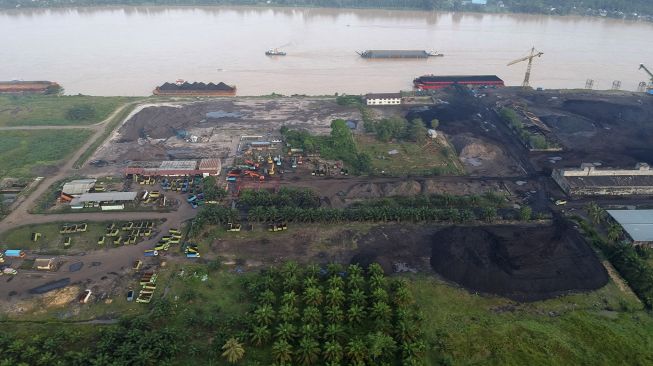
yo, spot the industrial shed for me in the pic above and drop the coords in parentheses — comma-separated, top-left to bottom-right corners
(607, 210, 653, 245)
(69, 192, 138, 210)
(62, 179, 97, 196)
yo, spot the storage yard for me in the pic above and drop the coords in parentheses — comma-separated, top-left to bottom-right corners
(2, 84, 653, 366)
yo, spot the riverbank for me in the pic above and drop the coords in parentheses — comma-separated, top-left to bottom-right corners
(1, 1, 652, 23)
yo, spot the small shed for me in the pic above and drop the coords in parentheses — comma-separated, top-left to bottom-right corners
(35, 258, 55, 271)
(428, 129, 438, 139)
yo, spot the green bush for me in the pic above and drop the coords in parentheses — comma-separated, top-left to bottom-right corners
(66, 104, 97, 121)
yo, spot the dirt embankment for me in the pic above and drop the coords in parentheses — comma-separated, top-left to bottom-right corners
(429, 222, 608, 301)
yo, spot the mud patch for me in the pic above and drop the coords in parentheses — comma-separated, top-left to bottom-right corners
(430, 223, 608, 301)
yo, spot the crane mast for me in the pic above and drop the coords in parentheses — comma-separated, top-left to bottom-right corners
(640, 64, 653, 94)
(507, 47, 544, 88)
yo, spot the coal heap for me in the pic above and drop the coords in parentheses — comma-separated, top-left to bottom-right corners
(430, 223, 608, 301)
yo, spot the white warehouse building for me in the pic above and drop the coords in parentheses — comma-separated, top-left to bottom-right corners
(365, 93, 402, 106)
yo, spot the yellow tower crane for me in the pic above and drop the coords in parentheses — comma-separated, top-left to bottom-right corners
(507, 47, 544, 88)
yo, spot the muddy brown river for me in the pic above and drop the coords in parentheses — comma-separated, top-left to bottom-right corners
(2, 6, 652, 96)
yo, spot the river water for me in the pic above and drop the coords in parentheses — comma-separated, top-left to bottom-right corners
(2, 6, 652, 96)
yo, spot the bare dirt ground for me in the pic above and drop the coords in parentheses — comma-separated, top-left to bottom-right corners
(278, 175, 536, 208)
(91, 97, 360, 166)
(406, 93, 525, 177)
(207, 220, 608, 302)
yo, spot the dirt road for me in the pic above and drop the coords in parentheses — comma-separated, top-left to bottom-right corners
(0, 103, 136, 234)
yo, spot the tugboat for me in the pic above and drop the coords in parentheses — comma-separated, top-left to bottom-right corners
(265, 48, 287, 56)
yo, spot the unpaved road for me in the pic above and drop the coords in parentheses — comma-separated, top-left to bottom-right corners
(0, 103, 137, 234)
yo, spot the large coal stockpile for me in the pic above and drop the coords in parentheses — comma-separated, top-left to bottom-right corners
(430, 224, 608, 301)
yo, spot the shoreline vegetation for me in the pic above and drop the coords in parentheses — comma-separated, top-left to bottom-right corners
(0, 0, 652, 22)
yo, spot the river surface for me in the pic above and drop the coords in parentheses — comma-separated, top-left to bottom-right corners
(2, 6, 652, 96)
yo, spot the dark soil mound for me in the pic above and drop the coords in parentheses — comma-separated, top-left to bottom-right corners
(562, 99, 652, 127)
(430, 224, 608, 301)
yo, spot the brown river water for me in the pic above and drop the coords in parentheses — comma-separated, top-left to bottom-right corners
(1, 6, 652, 96)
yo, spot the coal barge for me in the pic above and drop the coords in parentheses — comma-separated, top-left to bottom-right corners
(358, 50, 443, 59)
(153, 81, 236, 96)
(413, 75, 504, 90)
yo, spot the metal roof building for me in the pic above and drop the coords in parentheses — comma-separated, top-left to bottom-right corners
(607, 210, 653, 244)
(70, 192, 138, 204)
(62, 179, 97, 196)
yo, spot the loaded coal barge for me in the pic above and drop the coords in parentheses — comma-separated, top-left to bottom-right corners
(153, 81, 236, 96)
(358, 50, 443, 59)
(413, 75, 504, 90)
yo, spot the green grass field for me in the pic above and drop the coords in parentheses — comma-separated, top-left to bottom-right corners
(409, 275, 653, 365)
(356, 135, 464, 176)
(0, 129, 93, 178)
(0, 95, 134, 126)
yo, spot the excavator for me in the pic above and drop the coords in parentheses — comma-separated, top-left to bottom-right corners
(640, 64, 653, 95)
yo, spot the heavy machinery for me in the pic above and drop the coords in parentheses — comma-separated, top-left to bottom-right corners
(640, 64, 653, 95)
(508, 47, 544, 88)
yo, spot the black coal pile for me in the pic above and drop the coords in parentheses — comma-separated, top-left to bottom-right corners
(430, 223, 608, 301)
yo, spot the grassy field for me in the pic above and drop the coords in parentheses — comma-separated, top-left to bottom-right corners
(410, 275, 652, 365)
(0, 129, 93, 178)
(3, 260, 652, 365)
(0, 221, 160, 254)
(356, 134, 464, 176)
(0, 95, 134, 126)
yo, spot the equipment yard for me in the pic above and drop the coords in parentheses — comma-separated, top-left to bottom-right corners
(2, 86, 653, 365)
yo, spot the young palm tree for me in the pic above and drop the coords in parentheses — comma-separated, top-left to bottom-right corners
(326, 263, 343, 276)
(349, 288, 367, 307)
(253, 304, 275, 326)
(346, 337, 368, 364)
(347, 264, 363, 277)
(299, 323, 321, 339)
(322, 340, 343, 363)
(608, 223, 624, 243)
(221, 337, 245, 364)
(366, 332, 396, 362)
(368, 263, 384, 278)
(369, 273, 386, 290)
(303, 286, 323, 306)
(278, 303, 299, 323)
(250, 325, 271, 346)
(272, 339, 293, 364)
(586, 202, 606, 224)
(347, 304, 366, 324)
(325, 305, 344, 323)
(258, 289, 276, 305)
(303, 276, 319, 289)
(395, 319, 418, 343)
(275, 322, 297, 342)
(347, 273, 365, 290)
(324, 323, 344, 341)
(301, 305, 321, 326)
(371, 287, 389, 303)
(296, 337, 320, 365)
(370, 301, 392, 323)
(392, 281, 412, 306)
(326, 287, 345, 307)
(281, 291, 298, 306)
(327, 275, 345, 290)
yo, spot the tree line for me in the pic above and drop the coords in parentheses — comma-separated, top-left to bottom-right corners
(580, 202, 653, 309)
(0, 317, 180, 366)
(2, 0, 652, 17)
